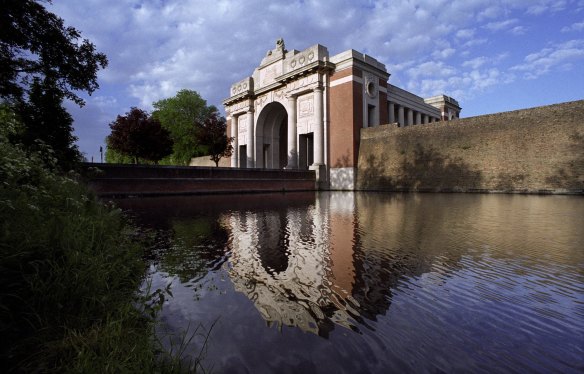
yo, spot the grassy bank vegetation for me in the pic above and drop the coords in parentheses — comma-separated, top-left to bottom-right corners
(0, 110, 187, 372)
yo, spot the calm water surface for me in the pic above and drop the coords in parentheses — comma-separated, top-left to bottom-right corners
(115, 192, 584, 373)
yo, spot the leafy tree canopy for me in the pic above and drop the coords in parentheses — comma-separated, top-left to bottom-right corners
(107, 108, 173, 164)
(195, 111, 233, 167)
(0, 0, 108, 106)
(17, 77, 81, 170)
(152, 89, 217, 165)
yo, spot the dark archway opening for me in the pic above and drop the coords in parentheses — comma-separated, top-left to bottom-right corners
(256, 102, 288, 169)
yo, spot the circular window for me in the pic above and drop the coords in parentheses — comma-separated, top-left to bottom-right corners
(366, 80, 377, 98)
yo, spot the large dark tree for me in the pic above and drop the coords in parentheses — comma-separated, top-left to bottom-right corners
(196, 111, 233, 167)
(107, 108, 174, 164)
(0, 0, 108, 105)
(1, 0, 108, 169)
(18, 77, 81, 170)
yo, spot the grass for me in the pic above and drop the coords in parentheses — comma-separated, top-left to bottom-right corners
(0, 109, 197, 372)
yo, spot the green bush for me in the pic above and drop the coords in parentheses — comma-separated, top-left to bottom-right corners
(0, 108, 184, 372)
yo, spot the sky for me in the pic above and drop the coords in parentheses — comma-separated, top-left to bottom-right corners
(47, 0, 584, 162)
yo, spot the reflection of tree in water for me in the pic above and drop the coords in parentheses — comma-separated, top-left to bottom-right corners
(156, 217, 230, 283)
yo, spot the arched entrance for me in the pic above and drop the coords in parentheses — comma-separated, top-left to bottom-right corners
(256, 102, 288, 169)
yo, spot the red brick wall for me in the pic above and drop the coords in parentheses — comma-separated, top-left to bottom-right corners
(329, 68, 363, 168)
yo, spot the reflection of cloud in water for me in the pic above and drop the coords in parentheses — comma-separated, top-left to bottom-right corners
(223, 195, 362, 336)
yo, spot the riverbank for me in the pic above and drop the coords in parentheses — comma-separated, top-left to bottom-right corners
(0, 129, 187, 371)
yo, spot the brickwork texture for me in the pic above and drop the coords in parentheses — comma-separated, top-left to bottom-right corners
(357, 100, 584, 194)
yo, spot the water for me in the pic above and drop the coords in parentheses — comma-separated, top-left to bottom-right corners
(115, 192, 584, 373)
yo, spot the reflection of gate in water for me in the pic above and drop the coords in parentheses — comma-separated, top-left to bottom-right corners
(223, 193, 368, 336)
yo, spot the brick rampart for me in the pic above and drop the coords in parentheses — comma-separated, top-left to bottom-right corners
(83, 164, 316, 197)
(357, 100, 584, 194)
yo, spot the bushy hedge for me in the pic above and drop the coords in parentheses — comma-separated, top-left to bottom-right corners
(0, 108, 175, 372)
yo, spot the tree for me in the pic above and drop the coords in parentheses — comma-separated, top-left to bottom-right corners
(104, 136, 135, 164)
(18, 77, 81, 170)
(1, 0, 108, 106)
(195, 111, 233, 167)
(152, 89, 217, 165)
(107, 108, 173, 164)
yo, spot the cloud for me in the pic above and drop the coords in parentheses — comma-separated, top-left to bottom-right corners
(526, 0, 568, 15)
(432, 48, 456, 60)
(510, 26, 527, 35)
(511, 39, 584, 79)
(561, 21, 584, 32)
(485, 19, 518, 32)
(407, 61, 457, 80)
(45, 0, 584, 159)
(462, 57, 489, 69)
(456, 29, 476, 39)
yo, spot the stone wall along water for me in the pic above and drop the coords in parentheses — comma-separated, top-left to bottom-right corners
(357, 100, 584, 194)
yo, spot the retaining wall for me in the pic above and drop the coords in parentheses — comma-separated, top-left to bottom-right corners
(83, 164, 316, 197)
(357, 100, 584, 194)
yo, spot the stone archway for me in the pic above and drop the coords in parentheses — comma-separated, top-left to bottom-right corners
(256, 102, 288, 169)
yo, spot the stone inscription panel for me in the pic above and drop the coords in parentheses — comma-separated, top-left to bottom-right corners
(260, 62, 282, 87)
(238, 114, 248, 134)
(287, 73, 318, 93)
(298, 94, 314, 118)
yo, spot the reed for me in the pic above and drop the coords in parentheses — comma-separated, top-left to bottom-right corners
(0, 109, 195, 372)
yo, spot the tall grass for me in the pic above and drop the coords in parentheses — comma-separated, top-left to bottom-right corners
(0, 108, 191, 372)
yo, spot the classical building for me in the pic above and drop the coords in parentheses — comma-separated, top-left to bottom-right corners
(223, 39, 461, 189)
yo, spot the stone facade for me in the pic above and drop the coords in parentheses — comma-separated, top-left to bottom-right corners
(224, 39, 458, 190)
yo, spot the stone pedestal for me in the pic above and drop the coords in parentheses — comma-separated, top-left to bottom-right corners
(309, 164, 328, 190)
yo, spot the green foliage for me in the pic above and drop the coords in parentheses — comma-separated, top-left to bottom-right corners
(153, 89, 217, 165)
(0, 0, 108, 106)
(0, 112, 194, 372)
(104, 136, 154, 165)
(107, 107, 174, 164)
(1, 0, 107, 171)
(17, 78, 82, 170)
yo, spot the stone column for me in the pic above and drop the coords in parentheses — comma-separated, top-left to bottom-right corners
(313, 86, 324, 165)
(398, 105, 404, 126)
(423, 114, 429, 124)
(231, 115, 238, 167)
(287, 96, 298, 168)
(247, 109, 254, 168)
(415, 112, 422, 125)
(407, 108, 413, 126)
(388, 102, 395, 124)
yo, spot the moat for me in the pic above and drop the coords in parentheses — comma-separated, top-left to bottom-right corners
(115, 192, 584, 373)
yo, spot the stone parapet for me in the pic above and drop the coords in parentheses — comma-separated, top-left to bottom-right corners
(83, 164, 316, 197)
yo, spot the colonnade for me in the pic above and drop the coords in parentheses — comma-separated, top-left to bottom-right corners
(388, 101, 440, 127)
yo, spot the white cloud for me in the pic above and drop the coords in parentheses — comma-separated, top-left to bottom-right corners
(511, 39, 584, 79)
(485, 19, 518, 32)
(45, 0, 584, 159)
(510, 26, 527, 35)
(456, 29, 476, 39)
(92, 96, 118, 109)
(432, 48, 456, 60)
(407, 61, 457, 80)
(561, 21, 584, 32)
(527, 0, 568, 15)
(462, 57, 489, 69)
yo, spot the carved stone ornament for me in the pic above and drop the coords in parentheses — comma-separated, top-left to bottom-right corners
(276, 38, 285, 51)
(365, 75, 377, 98)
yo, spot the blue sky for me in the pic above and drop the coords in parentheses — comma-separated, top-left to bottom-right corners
(48, 0, 584, 162)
